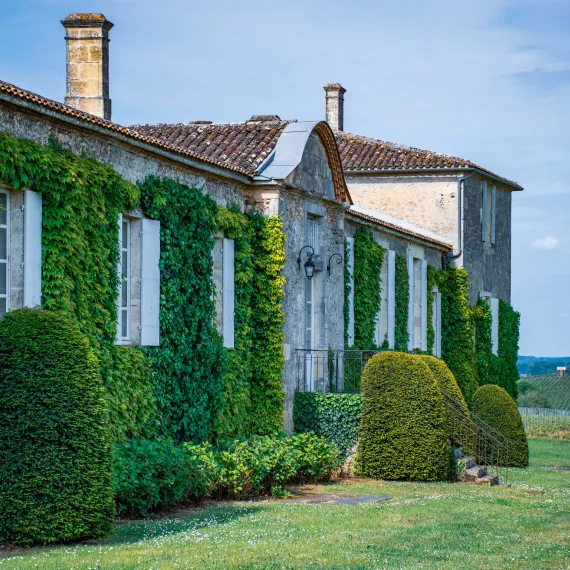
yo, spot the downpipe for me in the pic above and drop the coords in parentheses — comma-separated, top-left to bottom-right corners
(445, 170, 475, 267)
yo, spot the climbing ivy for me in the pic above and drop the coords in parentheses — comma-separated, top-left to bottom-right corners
(344, 239, 351, 349)
(140, 176, 227, 443)
(352, 229, 385, 350)
(497, 300, 520, 399)
(426, 265, 438, 355)
(472, 296, 496, 388)
(213, 206, 254, 440)
(438, 268, 479, 403)
(394, 254, 410, 352)
(0, 132, 156, 441)
(247, 210, 286, 435)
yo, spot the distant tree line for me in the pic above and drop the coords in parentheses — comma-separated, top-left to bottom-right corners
(517, 356, 570, 376)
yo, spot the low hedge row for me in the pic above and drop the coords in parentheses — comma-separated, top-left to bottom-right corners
(294, 392, 361, 457)
(113, 433, 341, 517)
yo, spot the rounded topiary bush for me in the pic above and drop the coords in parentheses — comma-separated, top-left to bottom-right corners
(470, 384, 529, 467)
(0, 309, 114, 545)
(357, 352, 449, 481)
(417, 355, 468, 412)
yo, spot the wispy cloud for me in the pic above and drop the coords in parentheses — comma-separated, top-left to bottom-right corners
(532, 236, 559, 251)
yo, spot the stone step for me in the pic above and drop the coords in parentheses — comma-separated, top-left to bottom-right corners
(474, 474, 499, 486)
(463, 465, 488, 482)
(461, 457, 477, 469)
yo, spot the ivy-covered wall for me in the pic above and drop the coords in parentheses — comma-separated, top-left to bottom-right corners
(247, 211, 287, 435)
(0, 131, 289, 445)
(140, 177, 227, 444)
(437, 268, 479, 404)
(394, 254, 410, 352)
(352, 228, 385, 350)
(0, 132, 156, 443)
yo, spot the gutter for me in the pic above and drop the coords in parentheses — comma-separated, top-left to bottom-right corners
(446, 170, 475, 263)
(344, 167, 523, 191)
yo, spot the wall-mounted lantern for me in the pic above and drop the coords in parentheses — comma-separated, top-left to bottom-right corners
(327, 253, 343, 277)
(297, 245, 316, 280)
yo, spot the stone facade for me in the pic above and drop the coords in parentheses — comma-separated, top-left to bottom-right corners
(345, 171, 515, 304)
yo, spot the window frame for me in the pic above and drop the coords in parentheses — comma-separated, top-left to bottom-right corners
(118, 216, 131, 343)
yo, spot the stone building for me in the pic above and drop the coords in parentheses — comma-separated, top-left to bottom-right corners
(322, 83, 522, 356)
(0, 13, 518, 430)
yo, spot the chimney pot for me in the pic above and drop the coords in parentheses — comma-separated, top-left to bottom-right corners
(323, 82, 346, 131)
(62, 13, 113, 120)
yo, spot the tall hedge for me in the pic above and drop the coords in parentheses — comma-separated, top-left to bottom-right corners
(470, 385, 529, 467)
(0, 309, 114, 545)
(294, 392, 362, 457)
(358, 352, 449, 481)
(417, 355, 468, 412)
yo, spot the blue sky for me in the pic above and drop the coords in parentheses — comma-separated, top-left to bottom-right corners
(1, 0, 569, 356)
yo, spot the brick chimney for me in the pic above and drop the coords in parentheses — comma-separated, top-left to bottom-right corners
(62, 13, 113, 120)
(323, 83, 346, 131)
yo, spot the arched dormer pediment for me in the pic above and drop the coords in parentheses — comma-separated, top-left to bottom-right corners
(256, 121, 352, 205)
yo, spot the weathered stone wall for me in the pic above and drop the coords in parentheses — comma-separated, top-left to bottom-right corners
(462, 174, 512, 304)
(0, 102, 248, 209)
(345, 174, 461, 247)
(344, 217, 444, 269)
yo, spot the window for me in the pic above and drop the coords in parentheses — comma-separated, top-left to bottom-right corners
(407, 251, 427, 351)
(0, 191, 9, 318)
(375, 252, 390, 347)
(118, 216, 131, 341)
(482, 181, 496, 244)
(213, 237, 235, 348)
(307, 217, 320, 255)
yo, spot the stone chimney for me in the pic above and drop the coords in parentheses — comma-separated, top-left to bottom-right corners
(323, 82, 346, 131)
(62, 13, 114, 120)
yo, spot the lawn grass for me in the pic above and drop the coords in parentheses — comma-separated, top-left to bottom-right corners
(1, 439, 569, 569)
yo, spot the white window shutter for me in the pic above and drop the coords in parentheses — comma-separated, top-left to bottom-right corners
(407, 251, 414, 351)
(346, 237, 355, 347)
(491, 297, 499, 356)
(481, 181, 488, 242)
(387, 250, 396, 349)
(222, 238, 235, 349)
(23, 190, 42, 307)
(140, 218, 161, 346)
(420, 259, 428, 352)
(491, 184, 497, 245)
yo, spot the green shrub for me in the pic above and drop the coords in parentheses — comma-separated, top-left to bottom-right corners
(416, 355, 468, 412)
(216, 434, 340, 499)
(0, 309, 114, 545)
(358, 352, 449, 481)
(113, 439, 191, 517)
(517, 380, 534, 395)
(294, 392, 361, 457)
(470, 385, 529, 467)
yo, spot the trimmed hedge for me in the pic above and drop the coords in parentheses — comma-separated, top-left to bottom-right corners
(470, 384, 529, 467)
(417, 355, 468, 412)
(294, 392, 362, 457)
(0, 309, 114, 545)
(358, 352, 449, 481)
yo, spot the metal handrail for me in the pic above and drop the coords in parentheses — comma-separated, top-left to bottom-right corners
(442, 392, 509, 485)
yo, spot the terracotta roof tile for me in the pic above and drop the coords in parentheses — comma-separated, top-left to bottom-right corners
(131, 120, 292, 175)
(335, 131, 522, 188)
